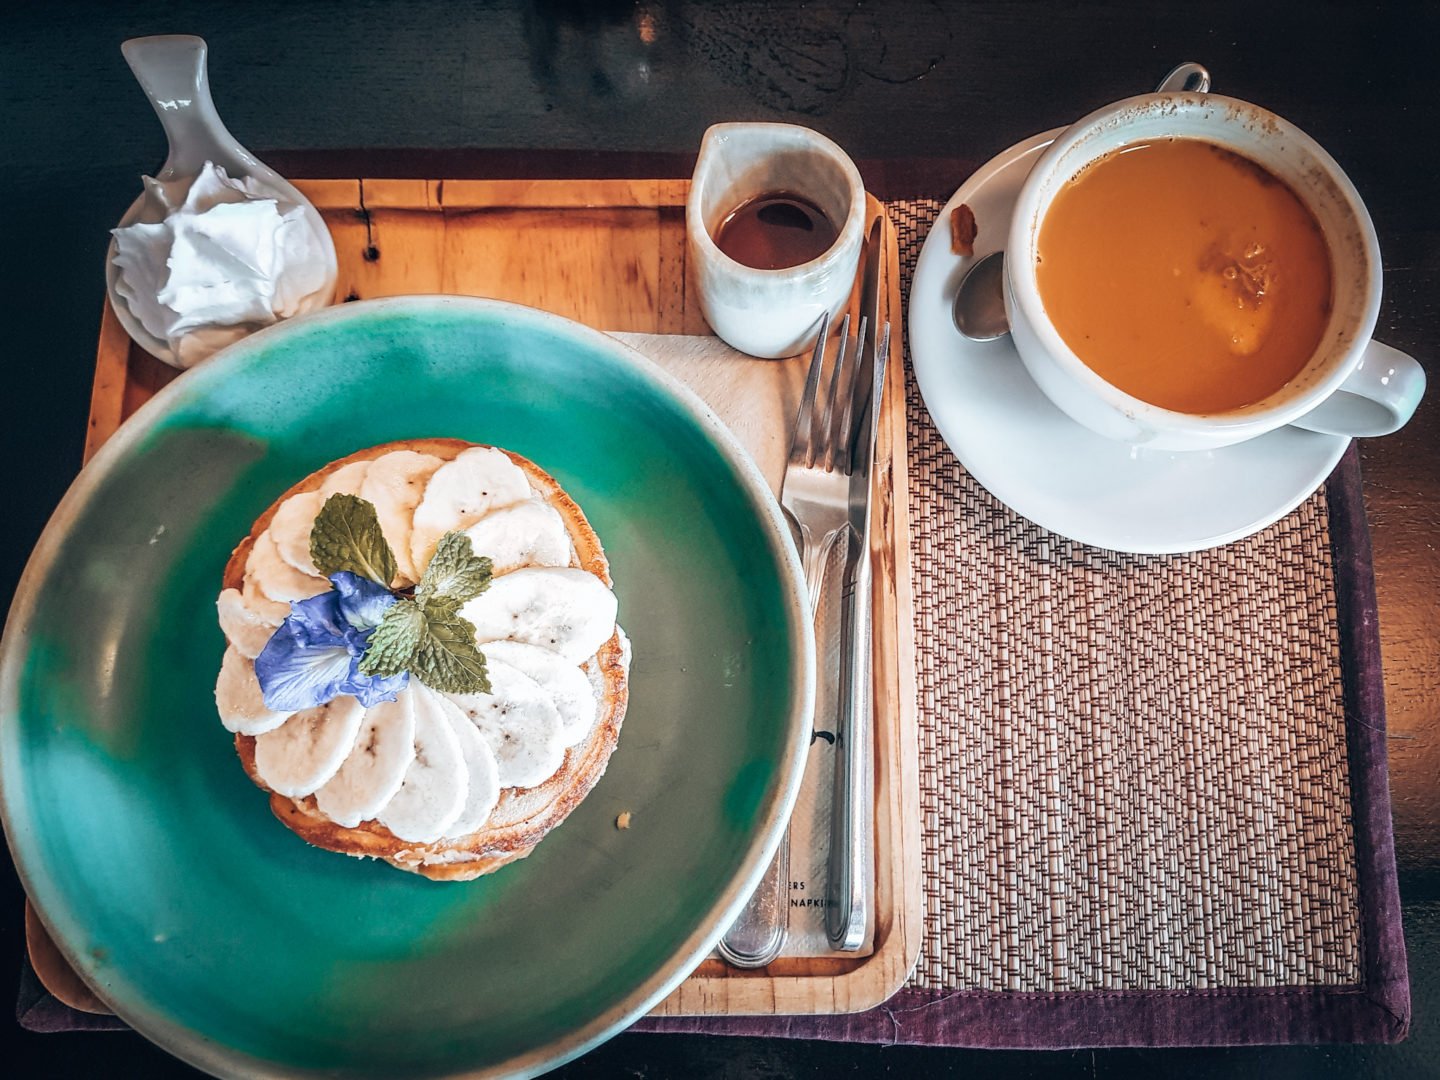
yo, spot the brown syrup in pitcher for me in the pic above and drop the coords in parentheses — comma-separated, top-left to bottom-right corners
(714, 192, 838, 270)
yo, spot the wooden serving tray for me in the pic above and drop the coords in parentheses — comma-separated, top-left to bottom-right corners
(36, 177, 921, 1019)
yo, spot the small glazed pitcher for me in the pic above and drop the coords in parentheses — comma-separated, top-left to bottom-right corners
(688, 123, 865, 359)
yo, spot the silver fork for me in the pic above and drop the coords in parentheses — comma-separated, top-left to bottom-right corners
(784, 310, 864, 619)
(717, 309, 865, 968)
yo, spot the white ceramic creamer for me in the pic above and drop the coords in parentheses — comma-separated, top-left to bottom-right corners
(688, 123, 865, 359)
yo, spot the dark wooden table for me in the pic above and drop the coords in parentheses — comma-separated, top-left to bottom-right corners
(3, 2, 1436, 1076)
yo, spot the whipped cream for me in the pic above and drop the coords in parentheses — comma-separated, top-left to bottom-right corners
(112, 162, 331, 367)
(214, 447, 622, 845)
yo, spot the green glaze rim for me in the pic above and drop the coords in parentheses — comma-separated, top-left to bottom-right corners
(0, 296, 815, 1079)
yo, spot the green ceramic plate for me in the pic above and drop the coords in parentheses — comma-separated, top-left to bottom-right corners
(0, 297, 814, 1078)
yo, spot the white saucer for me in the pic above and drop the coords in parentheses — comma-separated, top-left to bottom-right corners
(907, 131, 1350, 555)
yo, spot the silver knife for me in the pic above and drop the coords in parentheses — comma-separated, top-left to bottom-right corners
(827, 218, 888, 950)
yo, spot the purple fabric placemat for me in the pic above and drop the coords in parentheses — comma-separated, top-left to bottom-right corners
(16, 201, 1409, 1049)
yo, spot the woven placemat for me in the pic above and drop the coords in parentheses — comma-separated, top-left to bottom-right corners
(895, 198, 1360, 995)
(19, 200, 1410, 1047)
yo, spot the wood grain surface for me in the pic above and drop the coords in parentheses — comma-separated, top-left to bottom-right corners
(4, 2, 1437, 1077)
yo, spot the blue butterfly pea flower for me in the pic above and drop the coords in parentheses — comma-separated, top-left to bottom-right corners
(255, 571, 408, 711)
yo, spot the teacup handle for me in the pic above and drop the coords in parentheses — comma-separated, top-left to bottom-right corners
(1289, 340, 1427, 437)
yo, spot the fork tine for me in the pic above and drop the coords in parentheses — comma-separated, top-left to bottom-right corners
(818, 313, 851, 470)
(792, 310, 832, 469)
(834, 315, 868, 474)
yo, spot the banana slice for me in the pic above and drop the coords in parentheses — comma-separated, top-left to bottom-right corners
(462, 498, 573, 575)
(269, 490, 323, 577)
(246, 529, 328, 604)
(460, 567, 618, 664)
(319, 460, 371, 500)
(481, 640, 597, 745)
(314, 693, 417, 827)
(445, 660, 565, 789)
(241, 572, 292, 625)
(432, 693, 502, 837)
(360, 450, 445, 584)
(253, 695, 366, 798)
(217, 587, 282, 659)
(377, 688, 468, 842)
(216, 645, 293, 735)
(410, 447, 530, 575)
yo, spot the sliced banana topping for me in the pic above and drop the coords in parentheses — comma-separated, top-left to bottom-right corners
(253, 695, 366, 798)
(318, 460, 371, 500)
(216, 587, 282, 659)
(246, 529, 328, 604)
(314, 694, 417, 828)
(240, 573, 292, 627)
(221, 444, 627, 842)
(463, 498, 573, 575)
(481, 640, 598, 746)
(460, 567, 618, 664)
(269, 490, 323, 577)
(216, 645, 293, 735)
(432, 693, 502, 838)
(445, 660, 566, 789)
(410, 447, 530, 575)
(377, 688, 468, 842)
(360, 450, 445, 585)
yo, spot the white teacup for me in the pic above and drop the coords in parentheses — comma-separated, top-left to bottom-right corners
(1006, 93, 1425, 452)
(688, 123, 865, 359)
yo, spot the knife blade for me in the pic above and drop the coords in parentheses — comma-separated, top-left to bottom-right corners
(853, 217, 884, 463)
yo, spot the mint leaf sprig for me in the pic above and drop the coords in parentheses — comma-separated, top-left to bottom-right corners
(310, 493, 398, 587)
(358, 530, 494, 694)
(308, 494, 494, 695)
(415, 530, 494, 611)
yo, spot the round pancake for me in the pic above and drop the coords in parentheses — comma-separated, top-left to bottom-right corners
(224, 439, 629, 881)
